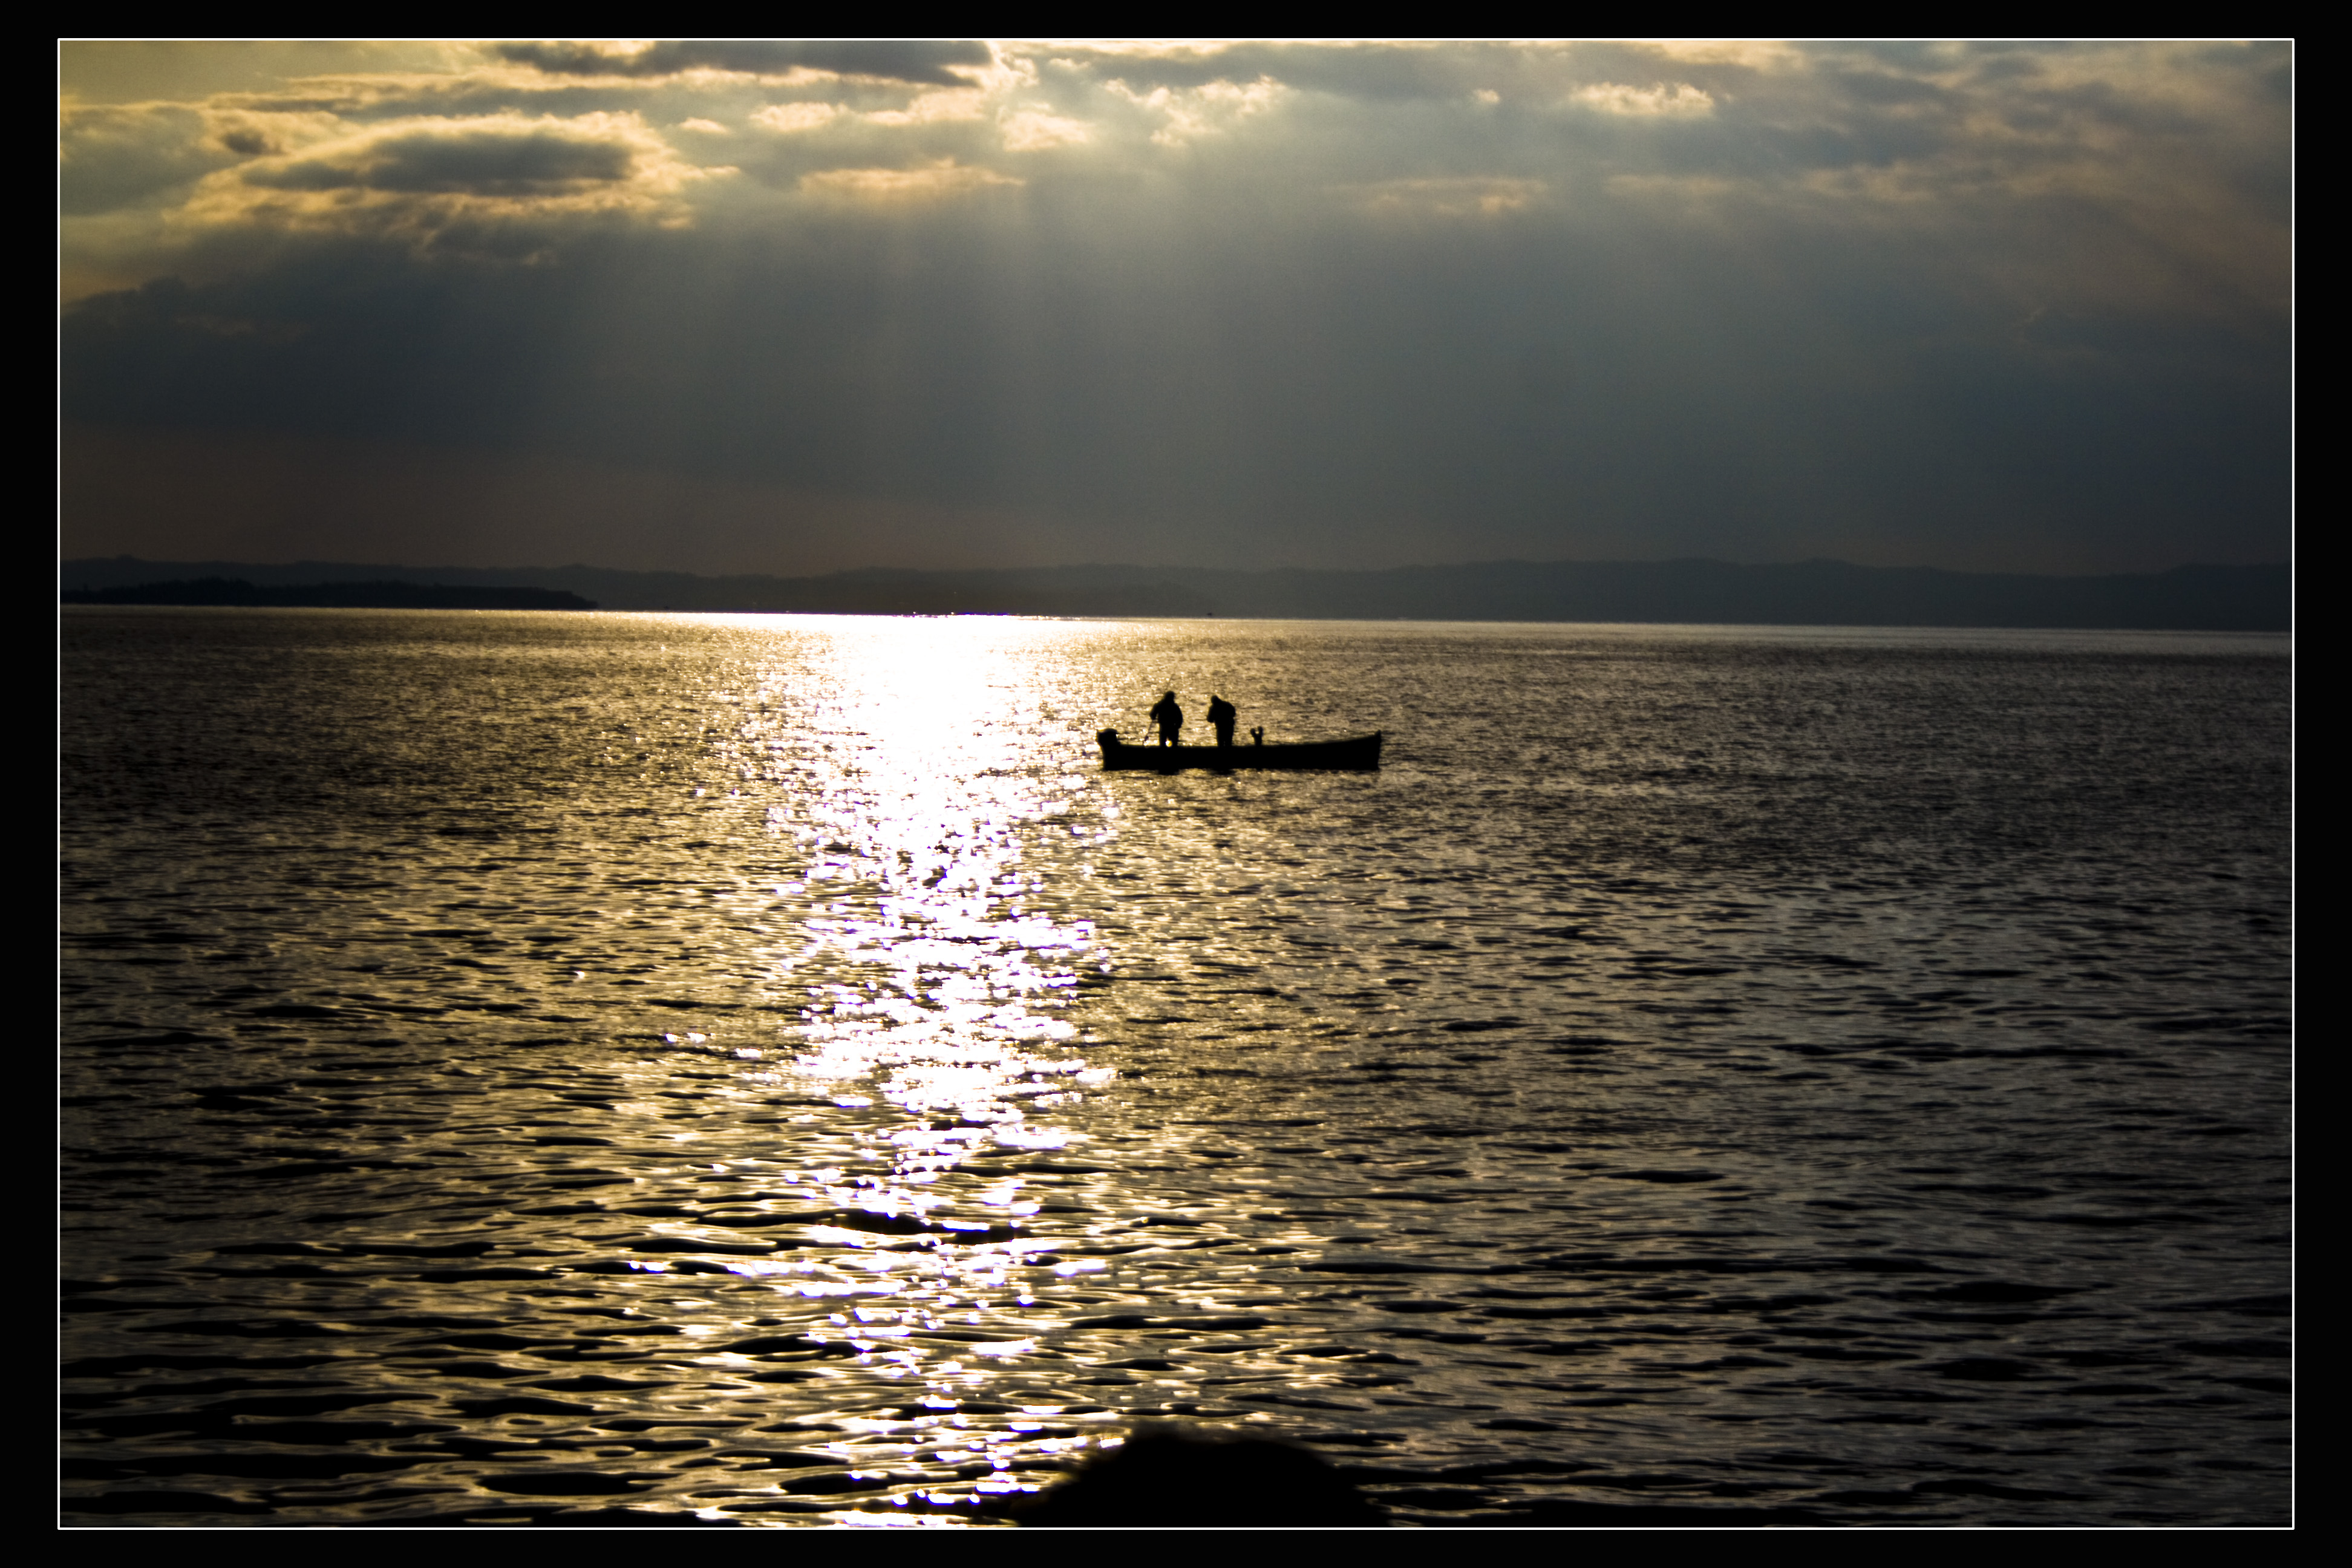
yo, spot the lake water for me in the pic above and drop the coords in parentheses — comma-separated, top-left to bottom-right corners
(60, 607, 2292, 1526)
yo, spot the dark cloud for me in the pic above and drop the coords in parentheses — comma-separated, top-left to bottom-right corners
(243, 126, 637, 195)
(59, 104, 237, 214)
(60, 182, 2288, 575)
(58, 41, 2292, 576)
(491, 39, 991, 87)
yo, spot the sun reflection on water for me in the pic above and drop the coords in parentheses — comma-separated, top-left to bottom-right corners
(645, 613, 1146, 1379)
(729, 615, 1114, 1149)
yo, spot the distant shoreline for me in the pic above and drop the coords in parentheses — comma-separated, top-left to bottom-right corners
(60, 556, 2290, 632)
(61, 578, 596, 611)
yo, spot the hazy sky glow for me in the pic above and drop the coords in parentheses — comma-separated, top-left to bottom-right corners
(60, 40, 2292, 576)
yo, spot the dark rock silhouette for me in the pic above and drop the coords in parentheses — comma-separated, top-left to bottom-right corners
(1011, 1426, 1384, 1528)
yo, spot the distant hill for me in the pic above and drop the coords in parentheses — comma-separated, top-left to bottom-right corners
(61, 578, 596, 610)
(60, 556, 2290, 631)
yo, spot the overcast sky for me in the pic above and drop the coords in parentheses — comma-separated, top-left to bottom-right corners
(60, 40, 2291, 577)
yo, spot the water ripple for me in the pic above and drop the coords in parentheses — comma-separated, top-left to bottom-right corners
(62, 610, 2289, 1524)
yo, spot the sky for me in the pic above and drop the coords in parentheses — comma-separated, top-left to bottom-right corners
(59, 40, 2292, 578)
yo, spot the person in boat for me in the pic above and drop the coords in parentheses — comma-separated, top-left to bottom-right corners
(1149, 691, 1184, 746)
(1207, 694, 1238, 748)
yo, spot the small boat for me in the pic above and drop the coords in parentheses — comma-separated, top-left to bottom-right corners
(1097, 728, 1382, 771)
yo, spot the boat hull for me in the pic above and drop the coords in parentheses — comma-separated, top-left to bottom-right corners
(1097, 729, 1381, 771)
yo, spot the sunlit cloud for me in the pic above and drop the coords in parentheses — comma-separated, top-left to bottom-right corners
(1641, 39, 1802, 70)
(488, 38, 995, 88)
(999, 108, 1092, 151)
(867, 87, 990, 126)
(172, 111, 723, 247)
(799, 157, 1021, 201)
(1103, 76, 1287, 146)
(60, 99, 346, 215)
(1336, 175, 1547, 218)
(750, 100, 843, 134)
(1572, 82, 1714, 117)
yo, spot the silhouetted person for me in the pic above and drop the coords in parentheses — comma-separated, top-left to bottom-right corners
(1149, 691, 1184, 747)
(1010, 1426, 1383, 1528)
(1250, 726, 1264, 746)
(1207, 695, 1238, 748)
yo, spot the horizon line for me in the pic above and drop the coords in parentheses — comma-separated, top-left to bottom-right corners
(60, 553, 2293, 583)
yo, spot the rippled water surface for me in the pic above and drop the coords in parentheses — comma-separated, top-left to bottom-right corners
(60, 608, 2292, 1526)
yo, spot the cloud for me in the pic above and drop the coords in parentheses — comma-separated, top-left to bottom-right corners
(60, 101, 348, 215)
(60, 103, 236, 214)
(172, 113, 721, 249)
(1102, 76, 1286, 146)
(241, 123, 638, 194)
(1572, 82, 1714, 117)
(798, 158, 1020, 201)
(750, 101, 842, 134)
(58, 41, 2292, 577)
(59, 419, 1047, 578)
(488, 39, 993, 87)
(866, 88, 990, 127)
(1335, 177, 1546, 218)
(999, 109, 1091, 151)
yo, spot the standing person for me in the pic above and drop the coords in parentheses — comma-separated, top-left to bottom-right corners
(1149, 691, 1184, 746)
(1207, 694, 1238, 748)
